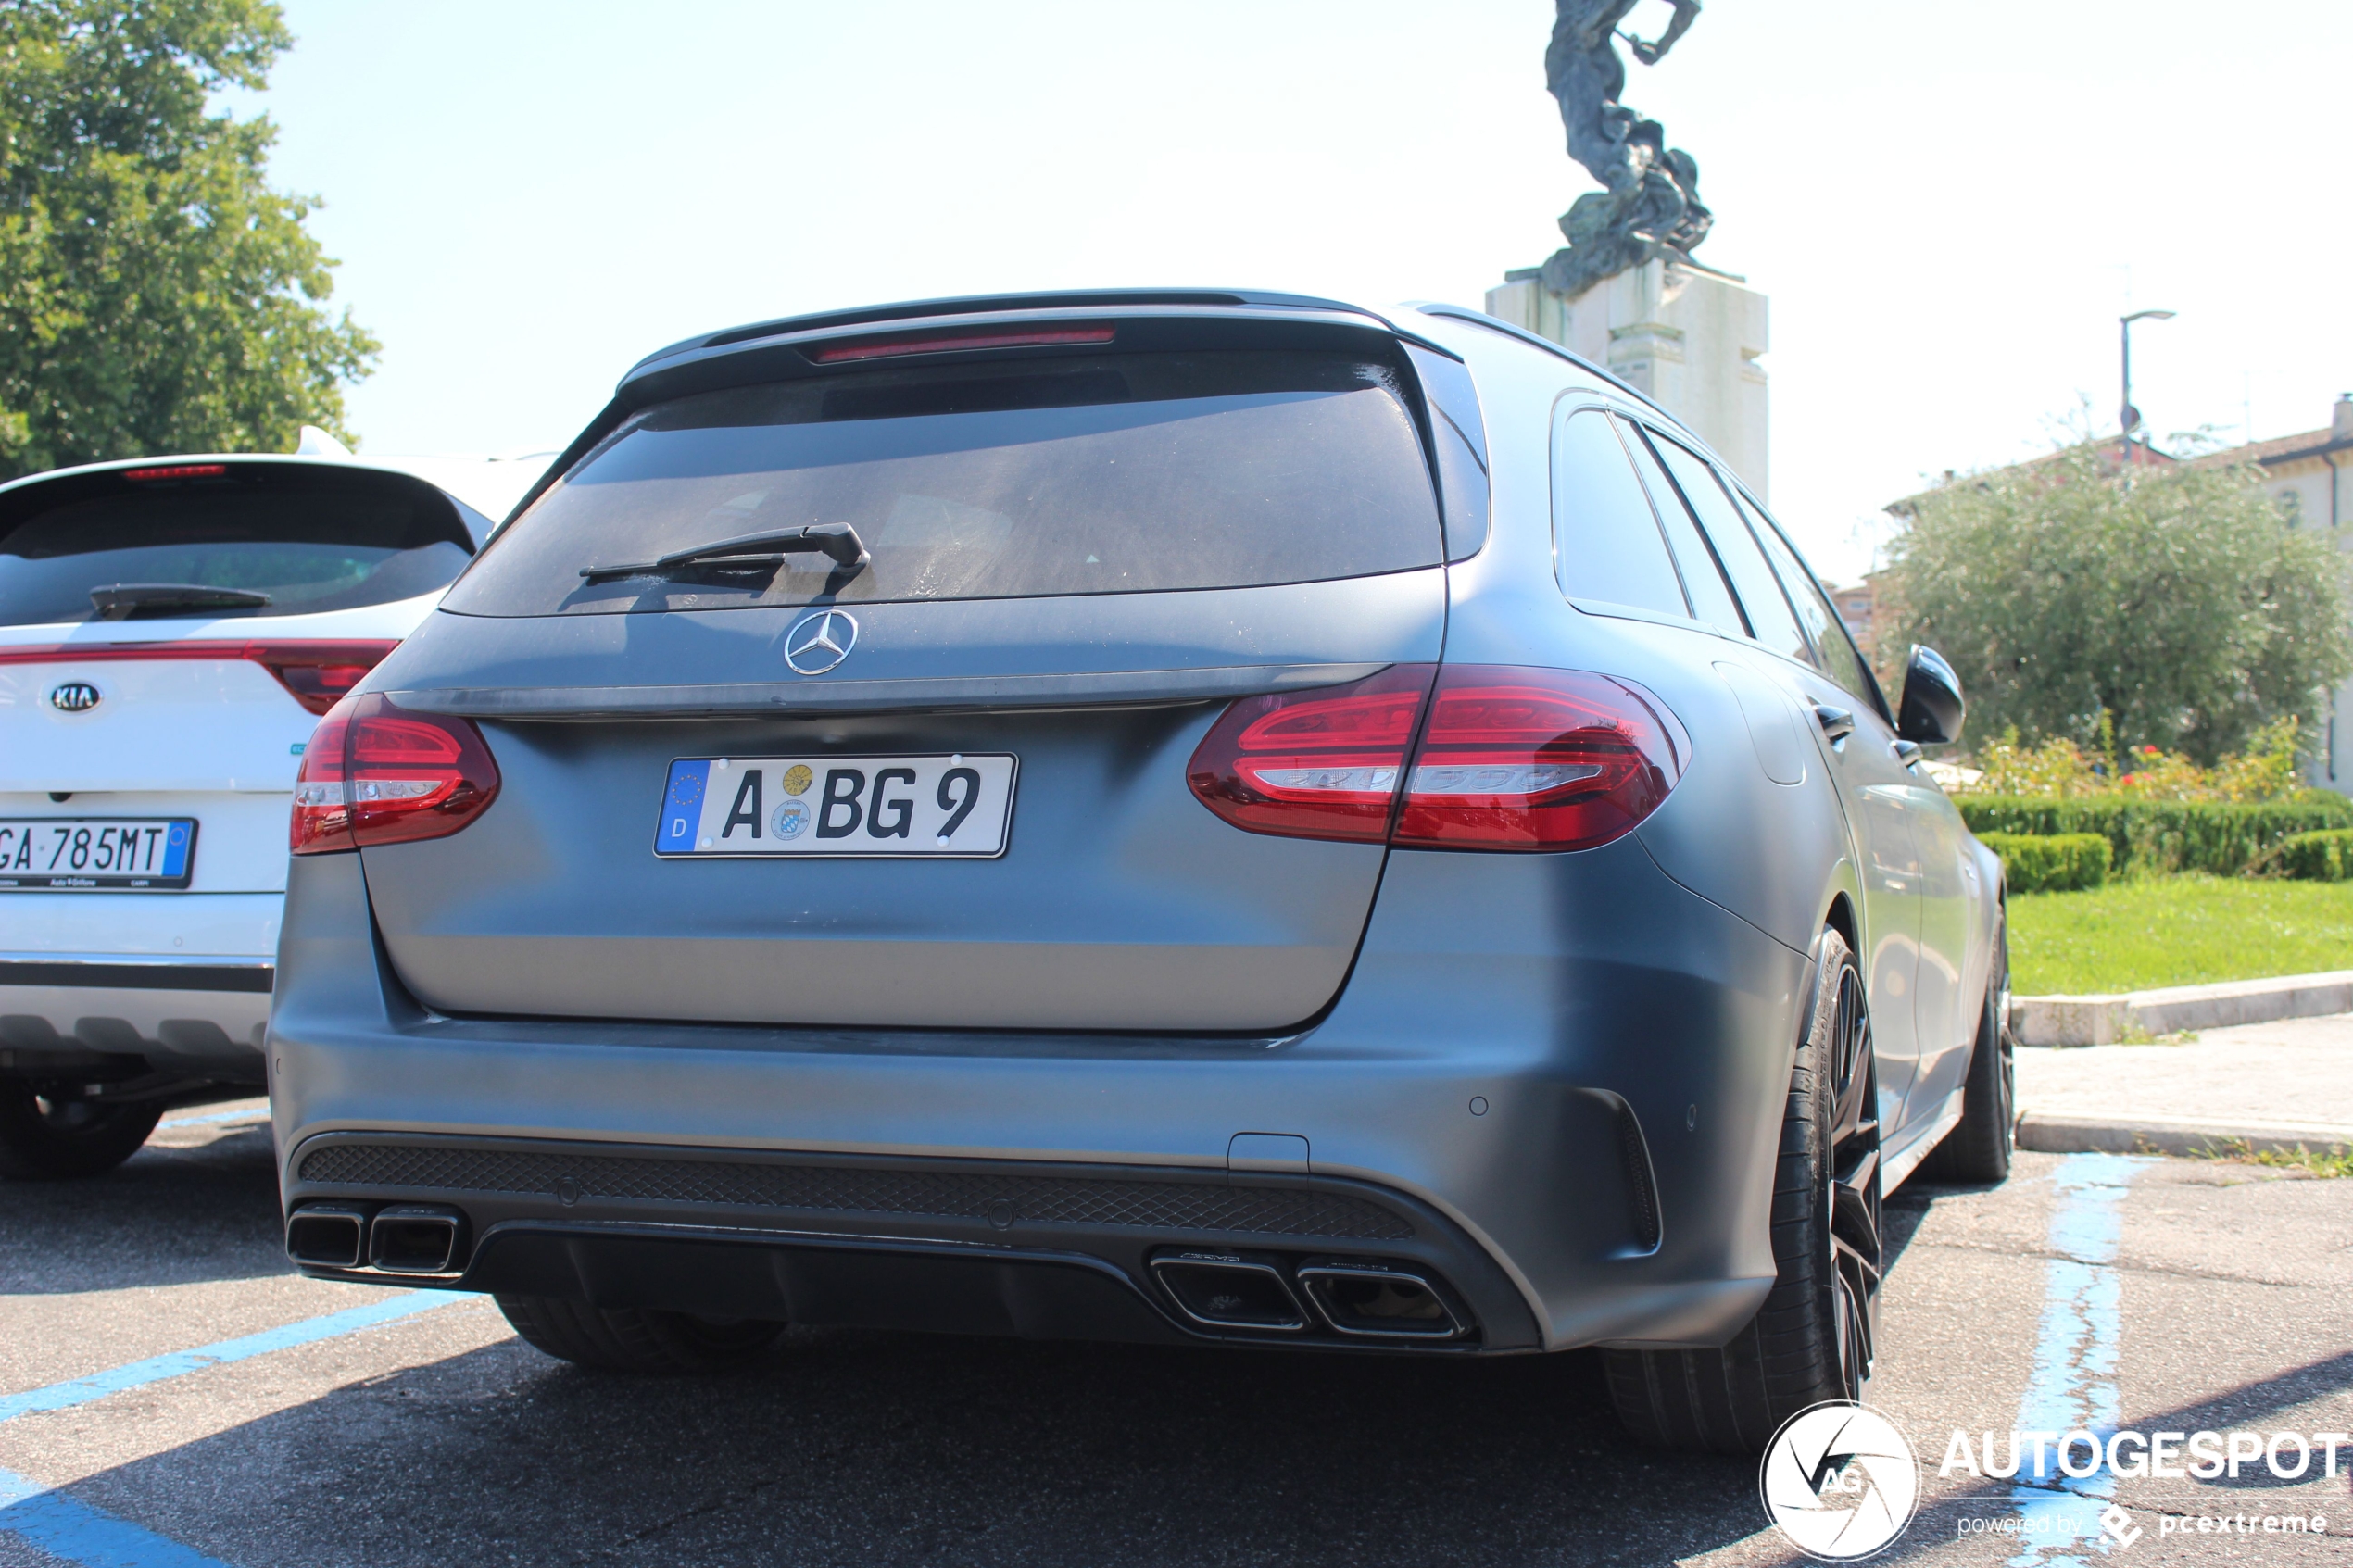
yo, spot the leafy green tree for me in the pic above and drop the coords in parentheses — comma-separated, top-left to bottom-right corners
(1878, 443, 2353, 766)
(0, 0, 374, 478)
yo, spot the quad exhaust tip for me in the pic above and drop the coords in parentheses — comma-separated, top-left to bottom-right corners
(1149, 1251, 1311, 1332)
(1296, 1263, 1464, 1339)
(284, 1202, 369, 1269)
(367, 1204, 466, 1274)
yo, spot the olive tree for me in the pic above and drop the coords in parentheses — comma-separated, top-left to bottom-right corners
(0, 0, 377, 478)
(1876, 442, 2353, 766)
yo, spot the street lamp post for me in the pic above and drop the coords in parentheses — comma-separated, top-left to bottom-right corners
(2120, 308, 2176, 459)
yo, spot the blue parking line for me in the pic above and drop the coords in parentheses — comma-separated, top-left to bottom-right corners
(0, 1291, 458, 1424)
(0, 1292, 470, 1567)
(2006, 1151, 2152, 1562)
(0, 1467, 235, 1567)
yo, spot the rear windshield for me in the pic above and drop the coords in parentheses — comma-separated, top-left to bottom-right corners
(0, 465, 479, 628)
(440, 350, 1444, 617)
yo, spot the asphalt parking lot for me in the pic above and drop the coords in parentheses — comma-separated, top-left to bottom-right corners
(2, 1107, 2347, 1567)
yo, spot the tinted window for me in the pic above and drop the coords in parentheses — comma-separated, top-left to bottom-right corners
(0, 465, 474, 628)
(1621, 422, 1745, 637)
(444, 352, 1443, 617)
(1404, 344, 1490, 562)
(1647, 434, 1811, 664)
(1737, 487, 1886, 712)
(1552, 407, 1687, 618)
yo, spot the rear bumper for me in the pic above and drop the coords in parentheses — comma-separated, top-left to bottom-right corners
(271, 839, 1808, 1353)
(0, 952, 271, 1076)
(0, 890, 282, 1076)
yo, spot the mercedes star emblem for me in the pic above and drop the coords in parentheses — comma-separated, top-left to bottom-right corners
(49, 681, 101, 713)
(782, 608, 858, 675)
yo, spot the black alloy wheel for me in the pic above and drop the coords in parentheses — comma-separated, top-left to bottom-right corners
(1822, 951, 1883, 1401)
(1603, 928, 1885, 1452)
(0, 1081, 166, 1179)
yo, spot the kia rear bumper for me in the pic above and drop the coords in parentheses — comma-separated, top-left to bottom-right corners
(271, 838, 1807, 1353)
(0, 889, 282, 1078)
(0, 951, 271, 1082)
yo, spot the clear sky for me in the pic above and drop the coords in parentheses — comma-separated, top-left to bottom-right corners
(234, 0, 2353, 582)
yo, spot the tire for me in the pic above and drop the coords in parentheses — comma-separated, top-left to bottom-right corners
(1602, 928, 1883, 1454)
(0, 1082, 165, 1179)
(495, 1295, 787, 1374)
(1919, 915, 2016, 1184)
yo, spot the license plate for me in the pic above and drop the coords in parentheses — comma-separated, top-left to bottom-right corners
(654, 755, 1015, 859)
(0, 817, 197, 890)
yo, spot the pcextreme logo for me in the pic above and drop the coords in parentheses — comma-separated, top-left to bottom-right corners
(1758, 1401, 1921, 1560)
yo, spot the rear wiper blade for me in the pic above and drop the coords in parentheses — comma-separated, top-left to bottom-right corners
(580, 522, 869, 583)
(89, 583, 273, 621)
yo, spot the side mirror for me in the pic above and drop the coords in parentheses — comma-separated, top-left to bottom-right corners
(1897, 645, 1965, 745)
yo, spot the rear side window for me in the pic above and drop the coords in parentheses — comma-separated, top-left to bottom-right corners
(1738, 488, 1887, 713)
(443, 351, 1444, 617)
(1647, 434, 1812, 665)
(0, 465, 475, 628)
(1621, 422, 1745, 638)
(1552, 407, 1687, 618)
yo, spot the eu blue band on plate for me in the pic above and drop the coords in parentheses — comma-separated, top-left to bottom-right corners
(658, 759, 711, 852)
(162, 821, 191, 878)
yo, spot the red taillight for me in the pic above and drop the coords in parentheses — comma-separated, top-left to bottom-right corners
(1187, 665, 1436, 843)
(290, 694, 501, 854)
(0, 638, 396, 716)
(245, 641, 398, 715)
(1393, 668, 1687, 851)
(1187, 664, 1686, 852)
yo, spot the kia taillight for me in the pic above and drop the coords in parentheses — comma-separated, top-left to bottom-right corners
(0, 638, 397, 715)
(246, 641, 398, 715)
(291, 694, 501, 854)
(1187, 664, 1685, 852)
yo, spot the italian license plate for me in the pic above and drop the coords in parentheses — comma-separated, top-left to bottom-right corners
(654, 754, 1015, 858)
(0, 817, 197, 890)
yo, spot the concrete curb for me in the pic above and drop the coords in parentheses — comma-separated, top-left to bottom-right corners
(2008, 970, 2353, 1047)
(2017, 1111, 2353, 1160)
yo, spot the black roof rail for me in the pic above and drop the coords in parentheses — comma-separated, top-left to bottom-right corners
(633, 288, 1379, 372)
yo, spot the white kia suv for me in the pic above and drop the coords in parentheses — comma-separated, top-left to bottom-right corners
(0, 449, 533, 1176)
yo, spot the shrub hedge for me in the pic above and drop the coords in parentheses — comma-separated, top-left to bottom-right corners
(1976, 832, 2111, 893)
(2263, 828, 2353, 881)
(1957, 796, 2353, 877)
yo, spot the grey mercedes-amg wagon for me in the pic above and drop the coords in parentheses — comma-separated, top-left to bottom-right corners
(270, 290, 2011, 1452)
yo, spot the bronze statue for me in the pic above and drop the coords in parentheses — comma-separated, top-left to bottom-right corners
(1541, 0, 1713, 298)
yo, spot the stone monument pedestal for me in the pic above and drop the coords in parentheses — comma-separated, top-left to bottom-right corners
(1486, 257, 1769, 500)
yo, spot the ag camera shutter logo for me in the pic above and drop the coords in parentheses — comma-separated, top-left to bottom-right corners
(1758, 1401, 1920, 1560)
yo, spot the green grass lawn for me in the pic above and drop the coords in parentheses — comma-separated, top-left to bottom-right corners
(2008, 873, 2353, 995)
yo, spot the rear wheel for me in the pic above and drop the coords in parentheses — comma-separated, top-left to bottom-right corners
(1919, 916, 2016, 1184)
(495, 1295, 787, 1374)
(0, 1083, 165, 1179)
(1602, 928, 1883, 1453)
